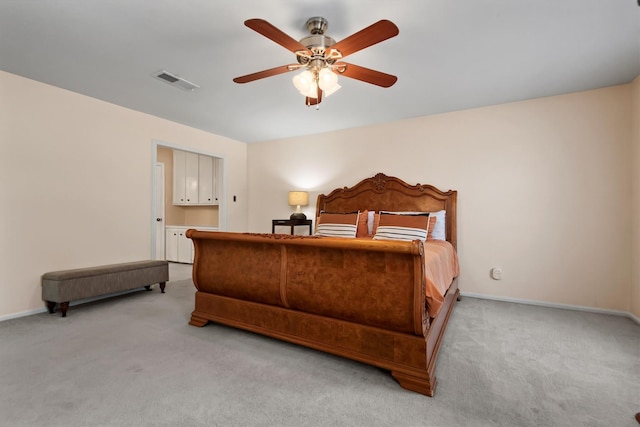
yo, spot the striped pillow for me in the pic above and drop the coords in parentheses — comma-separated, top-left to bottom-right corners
(377, 211, 437, 239)
(373, 212, 430, 242)
(315, 212, 359, 238)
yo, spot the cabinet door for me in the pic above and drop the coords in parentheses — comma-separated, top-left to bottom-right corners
(213, 157, 222, 204)
(185, 152, 199, 205)
(198, 155, 214, 205)
(165, 228, 179, 262)
(172, 151, 186, 205)
(177, 230, 193, 263)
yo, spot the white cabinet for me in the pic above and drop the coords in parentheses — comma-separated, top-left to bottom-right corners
(185, 152, 199, 205)
(177, 229, 194, 263)
(165, 226, 218, 264)
(173, 150, 221, 206)
(165, 227, 193, 263)
(198, 155, 214, 204)
(165, 228, 179, 262)
(173, 151, 199, 205)
(213, 157, 221, 204)
(173, 150, 187, 205)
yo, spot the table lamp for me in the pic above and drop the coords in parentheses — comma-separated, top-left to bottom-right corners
(288, 191, 309, 220)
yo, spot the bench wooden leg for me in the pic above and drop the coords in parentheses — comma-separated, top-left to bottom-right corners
(46, 301, 56, 314)
(59, 302, 69, 318)
(145, 283, 165, 293)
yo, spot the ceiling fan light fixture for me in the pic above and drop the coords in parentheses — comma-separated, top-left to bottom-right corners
(293, 70, 320, 98)
(323, 82, 341, 97)
(306, 82, 319, 99)
(318, 68, 340, 97)
(300, 80, 318, 98)
(292, 70, 313, 93)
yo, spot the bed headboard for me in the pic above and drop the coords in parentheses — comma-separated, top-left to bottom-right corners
(316, 173, 457, 249)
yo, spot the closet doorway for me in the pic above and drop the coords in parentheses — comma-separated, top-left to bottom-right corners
(150, 140, 225, 261)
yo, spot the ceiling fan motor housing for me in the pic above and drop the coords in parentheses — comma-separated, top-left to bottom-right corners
(297, 17, 337, 66)
(305, 17, 328, 35)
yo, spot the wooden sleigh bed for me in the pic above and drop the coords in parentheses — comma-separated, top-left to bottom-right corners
(186, 173, 460, 396)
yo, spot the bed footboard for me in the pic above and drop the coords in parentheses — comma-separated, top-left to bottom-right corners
(187, 230, 459, 397)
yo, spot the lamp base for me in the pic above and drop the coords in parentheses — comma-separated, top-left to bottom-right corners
(290, 212, 307, 220)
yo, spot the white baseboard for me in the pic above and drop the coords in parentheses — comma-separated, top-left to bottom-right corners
(460, 291, 640, 325)
(0, 307, 49, 322)
(0, 287, 153, 322)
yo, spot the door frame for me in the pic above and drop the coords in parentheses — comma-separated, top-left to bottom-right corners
(150, 139, 227, 259)
(154, 162, 165, 260)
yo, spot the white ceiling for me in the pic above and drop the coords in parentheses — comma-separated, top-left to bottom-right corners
(1, 1, 638, 144)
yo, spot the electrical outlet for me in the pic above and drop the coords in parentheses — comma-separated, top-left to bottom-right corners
(491, 267, 503, 280)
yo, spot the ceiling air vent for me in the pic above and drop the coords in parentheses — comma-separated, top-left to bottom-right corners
(152, 70, 199, 91)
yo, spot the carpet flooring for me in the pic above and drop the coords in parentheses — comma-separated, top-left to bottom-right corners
(0, 277, 638, 427)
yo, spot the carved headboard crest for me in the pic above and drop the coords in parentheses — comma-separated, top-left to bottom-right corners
(372, 173, 388, 190)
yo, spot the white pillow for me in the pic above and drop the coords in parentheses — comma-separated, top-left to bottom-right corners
(367, 210, 375, 235)
(429, 210, 446, 240)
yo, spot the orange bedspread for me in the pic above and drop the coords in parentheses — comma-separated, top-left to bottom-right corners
(424, 240, 459, 318)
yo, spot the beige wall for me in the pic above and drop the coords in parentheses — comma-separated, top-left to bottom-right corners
(632, 76, 640, 318)
(248, 85, 633, 312)
(0, 70, 248, 319)
(1, 68, 636, 319)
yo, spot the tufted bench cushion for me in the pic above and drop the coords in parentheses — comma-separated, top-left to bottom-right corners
(42, 260, 169, 317)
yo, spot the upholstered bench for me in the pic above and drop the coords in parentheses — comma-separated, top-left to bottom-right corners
(42, 260, 169, 317)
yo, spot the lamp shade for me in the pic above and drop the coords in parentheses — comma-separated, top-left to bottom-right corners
(318, 68, 340, 97)
(293, 70, 318, 98)
(293, 70, 323, 99)
(288, 191, 309, 207)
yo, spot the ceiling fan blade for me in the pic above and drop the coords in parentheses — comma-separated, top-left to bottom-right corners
(328, 20, 399, 59)
(335, 62, 397, 88)
(245, 19, 312, 56)
(233, 65, 298, 84)
(306, 89, 323, 106)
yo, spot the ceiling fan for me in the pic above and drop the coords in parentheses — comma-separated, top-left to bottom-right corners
(233, 17, 399, 106)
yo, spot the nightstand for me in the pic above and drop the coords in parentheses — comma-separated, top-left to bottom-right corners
(272, 219, 313, 235)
